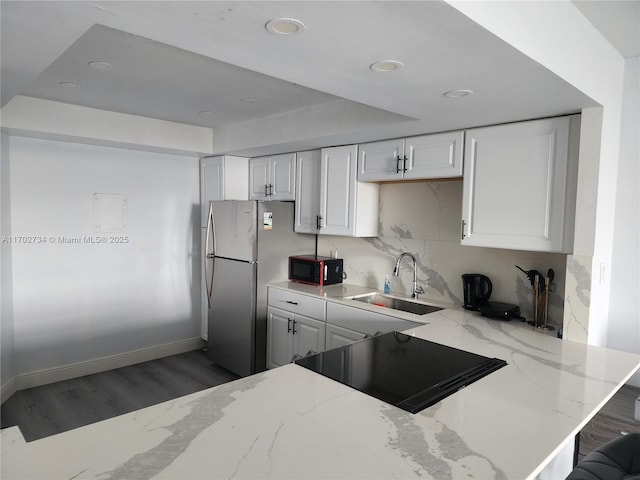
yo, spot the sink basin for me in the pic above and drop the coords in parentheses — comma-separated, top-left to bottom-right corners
(348, 293, 443, 316)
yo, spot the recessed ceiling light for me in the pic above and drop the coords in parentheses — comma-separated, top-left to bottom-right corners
(370, 60, 404, 72)
(198, 111, 214, 116)
(240, 98, 257, 104)
(265, 17, 306, 35)
(88, 61, 112, 70)
(444, 89, 474, 98)
(59, 81, 80, 88)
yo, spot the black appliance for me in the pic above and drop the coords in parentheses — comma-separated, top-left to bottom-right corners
(289, 255, 343, 286)
(462, 273, 492, 310)
(295, 332, 507, 414)
(478, 301, 522, 321)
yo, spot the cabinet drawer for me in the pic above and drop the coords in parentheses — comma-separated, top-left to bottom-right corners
(326, 302, 420, 336)
(268, 288, 326, 320)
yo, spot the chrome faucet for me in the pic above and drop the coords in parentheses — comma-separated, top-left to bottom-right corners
(393, 252, 425, 299)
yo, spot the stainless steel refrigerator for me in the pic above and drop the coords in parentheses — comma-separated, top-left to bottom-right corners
(204, 200, 314, 377)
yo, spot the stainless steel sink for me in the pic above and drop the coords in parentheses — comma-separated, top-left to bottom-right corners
(348, 293, 443, 316)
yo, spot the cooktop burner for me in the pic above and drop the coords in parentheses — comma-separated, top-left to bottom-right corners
(295, 332, 507, 414)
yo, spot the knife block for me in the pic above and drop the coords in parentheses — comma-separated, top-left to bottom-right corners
(532, 288, 553, 329)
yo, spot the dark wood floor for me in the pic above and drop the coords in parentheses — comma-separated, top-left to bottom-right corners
(2, 348, 638, 459)
(578, 384, 640, 462)
(0, 348, 238, 442)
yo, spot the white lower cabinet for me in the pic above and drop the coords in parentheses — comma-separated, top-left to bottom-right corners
(266, 288, 327, 369)
(267, 287, 422, 368)
(325, 323, 367, 350)
(266, 307, 325, 369)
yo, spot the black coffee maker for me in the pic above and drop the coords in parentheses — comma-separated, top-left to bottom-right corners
(462, 274, 492, 310)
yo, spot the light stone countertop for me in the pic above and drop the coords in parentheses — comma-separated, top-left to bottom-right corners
(268, 280, 458, 322)
(2, 283, 639, 480)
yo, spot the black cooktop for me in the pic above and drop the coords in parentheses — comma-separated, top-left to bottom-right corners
(295, 332, 507, 414)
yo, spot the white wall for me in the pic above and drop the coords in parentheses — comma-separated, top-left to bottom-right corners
(1, 134, 16, 399)
(8, 136, 201, 377)
(608, 57, 640, 387)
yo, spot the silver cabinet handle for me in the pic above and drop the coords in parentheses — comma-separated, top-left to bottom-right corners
(396, 155, 403, 174)
(269, 183, 274, 196)
(264, 184, 269, 197)
(287, 318, 293, 333)
(316, 215, 323, 230)
(292, 320, 297, 335)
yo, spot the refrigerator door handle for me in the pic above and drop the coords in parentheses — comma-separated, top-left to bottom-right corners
(205, 203, 216, 309)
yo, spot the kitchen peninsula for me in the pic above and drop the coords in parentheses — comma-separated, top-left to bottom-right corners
(3, 285, 639, 480)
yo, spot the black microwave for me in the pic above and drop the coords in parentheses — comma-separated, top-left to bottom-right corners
(288, 255, 343, 286)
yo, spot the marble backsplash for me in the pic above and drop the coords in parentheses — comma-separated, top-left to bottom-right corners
(319, 181, 567, 327)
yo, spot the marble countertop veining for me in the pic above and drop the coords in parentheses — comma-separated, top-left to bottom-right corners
(2, 284, 639, 480)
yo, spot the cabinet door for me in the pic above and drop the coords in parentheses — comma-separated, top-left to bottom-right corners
(326, 302, 421, 336)
(319, 145, 358, 236)
(249, 157, 270, 200)
(200, 156, 224, 227)
(270, 153, 296, 200)
(358, 138, 405, 182)
(405, 131, 464, 179)
(326, 323, 367, 350)
(294, 150, 321, 233)
(266, 307, 293, 369)
(292, 314, 326, 360)
(461, 117, 570, 252)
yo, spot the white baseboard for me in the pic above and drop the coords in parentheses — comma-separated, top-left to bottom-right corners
(1, 376, 17, 405)
(2, 337, 205, 403)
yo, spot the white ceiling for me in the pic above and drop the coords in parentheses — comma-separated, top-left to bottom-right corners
(1, 1, 636, 155)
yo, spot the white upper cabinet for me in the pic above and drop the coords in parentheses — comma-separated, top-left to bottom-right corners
(249, 157, 270, 200)
(294, 150, 322, 234)
(200, 155, 249, 227)
(319, 145, 379, 237)
(358, 131, 464, 182)
(461, 116, 579, 252)
(357, 138, 405, 181)
(249, 153, 296, 201)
